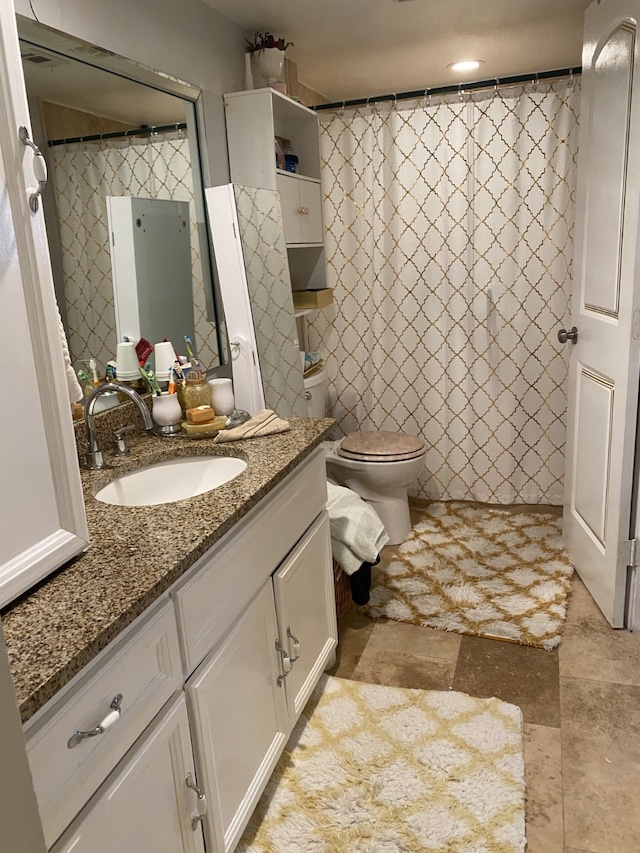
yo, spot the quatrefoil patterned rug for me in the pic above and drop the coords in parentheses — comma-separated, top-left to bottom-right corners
(238, 675, 525, 852)
(364, 502, 574, 650)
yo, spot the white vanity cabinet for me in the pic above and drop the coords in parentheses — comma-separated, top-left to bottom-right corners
(24, 446, 336, 853)
(174, 448, 336, 853)
(185, 510, 336, 853)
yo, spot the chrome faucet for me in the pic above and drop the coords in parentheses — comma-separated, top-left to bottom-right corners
(84, 382, 153, 469)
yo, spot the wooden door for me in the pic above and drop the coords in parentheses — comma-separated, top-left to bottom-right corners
(273, 511, 337, 722)
(563, 0, 640, 626)
(51, 696, 205, 853)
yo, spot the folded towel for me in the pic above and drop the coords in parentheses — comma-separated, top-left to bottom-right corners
(56, 301, 82, 405)
(213, 409, 291, 443)
(326, 482, 389, 575)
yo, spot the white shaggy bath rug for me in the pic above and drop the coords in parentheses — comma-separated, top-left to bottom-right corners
(237, 675, 525, 853)
(364, 502, 574, 650)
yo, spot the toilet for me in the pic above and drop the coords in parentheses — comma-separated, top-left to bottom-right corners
(304, 368, 426, 545)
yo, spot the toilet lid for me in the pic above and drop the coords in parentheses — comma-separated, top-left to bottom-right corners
(338, 431, 425, 463)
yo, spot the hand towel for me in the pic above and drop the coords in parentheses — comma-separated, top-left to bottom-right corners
(326, 482, 389, 575)
(56, 301, 83, 405)
(213, 409, 291, 443)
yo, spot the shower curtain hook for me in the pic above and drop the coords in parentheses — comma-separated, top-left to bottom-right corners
(338, 101, 345, 116)
(391, 93, 398, 111)
(532, 73, 539, 92)
(458, 83, 466, 103)
(568, 68, 576, 88)
(494, 78, 501, 98)
(176, 122, 184, 139)
(423, 87, 431, 108)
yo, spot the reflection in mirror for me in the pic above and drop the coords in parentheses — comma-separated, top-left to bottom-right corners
(19, 32, 225, 390)
(210, 185, 307, 418)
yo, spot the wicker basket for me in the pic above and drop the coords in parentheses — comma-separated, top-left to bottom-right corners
(333, 560, 353, 618)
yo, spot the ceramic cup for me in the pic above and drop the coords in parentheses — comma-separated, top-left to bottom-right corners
(152, 391, 182, 426)
(208, 378, 235, 416)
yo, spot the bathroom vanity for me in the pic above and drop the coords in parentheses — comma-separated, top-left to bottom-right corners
(2, 419, 336, 852)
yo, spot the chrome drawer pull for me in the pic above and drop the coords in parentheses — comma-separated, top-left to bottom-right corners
(67, 694, 122, 748)
(185, 773, 207, 829)
(287, 627, 300, 662)
(275, 639, 291, 685)
(19, 126, 48, 213)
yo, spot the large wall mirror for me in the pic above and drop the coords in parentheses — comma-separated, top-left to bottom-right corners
(17, 17, 227, 398)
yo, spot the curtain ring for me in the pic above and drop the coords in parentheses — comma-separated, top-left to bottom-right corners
(458, 83, 465, 103)
(532, 73, 539, 92)
(423, 87, 431, 108)
(176, 122, 184, 139)
(493, 78, 500, 98)
(568, 69, 576, 88)
(338, 101, 345, 116)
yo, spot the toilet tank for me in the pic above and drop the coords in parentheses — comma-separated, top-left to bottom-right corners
(303, 367, 328, 417)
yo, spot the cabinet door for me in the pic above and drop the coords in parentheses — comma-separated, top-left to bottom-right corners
(51, 695, 205, 853)
(276, 171, 304, 243)
(0, 0, 88, 608)
(299, 179, 324, 244)
(273, 511, 337, 723)
(186, 580, 289, 853)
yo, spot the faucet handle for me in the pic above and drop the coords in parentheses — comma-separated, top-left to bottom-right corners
(113, 424, 135, 456)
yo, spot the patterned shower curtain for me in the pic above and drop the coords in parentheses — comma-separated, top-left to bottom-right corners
(50, 134, 219, 374)
(311, 81, 580, 505)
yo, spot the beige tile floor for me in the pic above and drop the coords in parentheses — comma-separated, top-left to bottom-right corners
(328, 530, 640, 853)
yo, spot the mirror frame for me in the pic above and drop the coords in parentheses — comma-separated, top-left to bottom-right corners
(16, 14, 228, 389)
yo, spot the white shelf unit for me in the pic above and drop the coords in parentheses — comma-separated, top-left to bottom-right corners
(224, 88, 327, 293)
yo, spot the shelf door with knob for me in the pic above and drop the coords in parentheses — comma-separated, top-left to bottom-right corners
(273, 511, 337, 722)
(51, 695, 205, 853)
(276, 172, 323, 245)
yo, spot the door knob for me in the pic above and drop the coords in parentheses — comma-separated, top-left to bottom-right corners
(557, 326, 578, 344)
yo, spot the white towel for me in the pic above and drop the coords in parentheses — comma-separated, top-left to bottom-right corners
(326, 482, 389, 575)
(57, 302, 82, 405)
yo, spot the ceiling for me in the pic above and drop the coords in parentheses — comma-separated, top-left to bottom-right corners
(201, 0, 592, 102)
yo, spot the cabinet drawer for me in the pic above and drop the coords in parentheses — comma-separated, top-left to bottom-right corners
(174, 447, 327, 675)
(25, 599, 182, 848)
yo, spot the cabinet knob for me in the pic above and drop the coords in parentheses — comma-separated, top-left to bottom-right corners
(67, 694, 122, 748)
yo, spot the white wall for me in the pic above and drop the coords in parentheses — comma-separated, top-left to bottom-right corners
(15, 0, 246, 187)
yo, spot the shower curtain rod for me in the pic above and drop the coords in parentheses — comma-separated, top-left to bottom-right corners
(48, 121, 187, 147)
(312, 66, 581, 113)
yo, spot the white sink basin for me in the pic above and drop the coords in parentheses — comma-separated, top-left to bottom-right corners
(95, 456, 247, 507)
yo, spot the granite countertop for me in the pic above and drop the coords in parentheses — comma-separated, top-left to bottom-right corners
(2, 417, 335, 724)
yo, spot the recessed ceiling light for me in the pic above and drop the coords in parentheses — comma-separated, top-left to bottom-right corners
(448, 60, 484, 73)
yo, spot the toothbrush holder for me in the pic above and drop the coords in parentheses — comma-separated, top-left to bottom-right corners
(152, 392, 182, 427)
